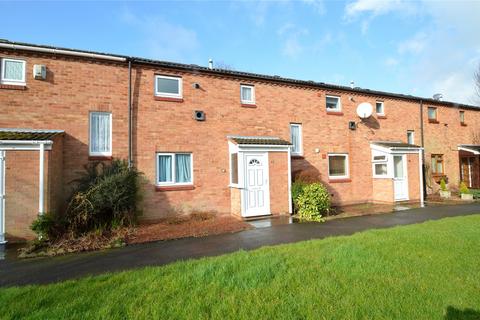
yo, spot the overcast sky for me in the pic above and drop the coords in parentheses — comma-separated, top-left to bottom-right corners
(1, 0, 479, 105)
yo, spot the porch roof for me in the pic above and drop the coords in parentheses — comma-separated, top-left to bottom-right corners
(458, 144, 480, 155)
(0, 128, 64, 141)
(228, 136, 292, 146)
(371, 141, 421, 149)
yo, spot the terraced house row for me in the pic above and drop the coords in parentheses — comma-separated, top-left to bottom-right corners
(0, 39, 479, 242)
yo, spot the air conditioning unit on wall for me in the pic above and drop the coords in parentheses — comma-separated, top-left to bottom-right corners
(33, 64, 47, 80)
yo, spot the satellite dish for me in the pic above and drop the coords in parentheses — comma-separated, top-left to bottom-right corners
(356, 102, 373, 119)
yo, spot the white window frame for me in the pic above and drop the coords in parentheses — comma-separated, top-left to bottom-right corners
(459, 111, 465, 124)
(328, 153, 349, 179)
(290, 123, 303, 156)
(240, 84, 255, 105)
(229, 152, 239, 186)
(156, 152, 193, 186)
(89, 111, 112, 157)
(326, 95, 341, 112)
(154, 75, 183, 99)
(407, 130, 415, 145)
(1, 58, 26, 85)
(376, 101, 385, 116)
(372, 151, 389, 178)
(428, 107, 437, 120)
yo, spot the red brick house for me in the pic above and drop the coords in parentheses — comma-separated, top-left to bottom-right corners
(0, 40, 478, 242)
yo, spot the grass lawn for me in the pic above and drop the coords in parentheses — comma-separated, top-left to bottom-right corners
(1, 215, 480, 319)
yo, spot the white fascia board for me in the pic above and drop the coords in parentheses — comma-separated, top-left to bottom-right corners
(0, 140, 53, 150)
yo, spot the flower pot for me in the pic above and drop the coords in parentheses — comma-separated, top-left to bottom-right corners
(461, 193, 474, 201)
(439, 190, 451, 198)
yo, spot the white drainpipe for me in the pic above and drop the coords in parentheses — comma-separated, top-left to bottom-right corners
(38, 143, 45, 214)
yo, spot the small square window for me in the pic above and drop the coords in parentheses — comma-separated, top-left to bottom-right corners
(157, 153, 193, 185)
(428, 107, 437, 121)
(290, 123, 302, 156)
(407, 131, 415, 145)
(459, 111, 465, 124)
(326, 96, 341, 112)
(155, 75, 182, 98)
(1, 58, 26, 85)
(240, 85, 255, 104)
(328, 154, 349, 179)
(376, 101, 385, 115)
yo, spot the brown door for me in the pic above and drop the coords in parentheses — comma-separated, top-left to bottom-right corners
(460, 157, 472, 187)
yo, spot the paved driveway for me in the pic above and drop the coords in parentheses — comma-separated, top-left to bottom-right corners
(0, 203, 479, 287)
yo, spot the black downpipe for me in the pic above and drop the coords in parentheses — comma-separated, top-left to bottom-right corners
(420, 100, 427, 200)
(127, 59, 133, 168)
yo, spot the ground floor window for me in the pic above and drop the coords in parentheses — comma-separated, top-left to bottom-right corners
(157, 153, 193, 185)
(372, 153, 388, 178)
(328, 154, 349, 179)
(230, 152, 238, 185)
(431, 154, 444, 176)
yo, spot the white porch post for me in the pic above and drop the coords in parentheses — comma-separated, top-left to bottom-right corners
(287, 147, 292, 214)
(38, 143, 45, 215)
(0, 151, 5, 244)
(419, 149, 424, 206)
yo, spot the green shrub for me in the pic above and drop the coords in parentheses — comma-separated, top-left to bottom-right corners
(65, 159, 142, 235)
(296, 183, 330, 222)
(471, 189, 480, 199)
(30, 212, 63, 241)
(291, 180, 307, 212)
(459, 181, 470, 194)
(440, 178, 448, 191)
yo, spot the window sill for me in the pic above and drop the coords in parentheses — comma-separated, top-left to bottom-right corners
(241, 103, 257, 108)
(326, 111, 344, 116)
(291, 155, 304, 159)
(155, 185, 195, 191)
(461, 123, 467, 127)
(377, 115, 387, 119)
(89, 155, 113, 161)
(0, 84, 27, 90)
(329, 178, 351, 183)
(428, 119, 439, 124)
(154, 96, 184, 102)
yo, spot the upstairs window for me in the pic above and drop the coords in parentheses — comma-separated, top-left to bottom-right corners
(240, 85, 255, 104)
(1, 58, 26, 85)
(89, 112, 112, 156)
(407, 130, 415, 145)
(326, 96, 341, 112)
(328, 154, 349, 179)
(157, 153, 193, 185)
(290, 123, 303, 156)
(428, 107, 437, 122)
(155, 75, 182, 99)
(431, 154, 444, 176)
(459, 111, 465, 124)
(376, 101, 385, 116)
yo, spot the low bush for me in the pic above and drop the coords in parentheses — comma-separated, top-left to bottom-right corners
(296, 183, 331, 222)
(470, 189, 480, 199)
(30, 212, 63, 241)
(291, 180, 307, 212)
(65, 159, 142, 236)
(459, 181, 470, 194)
(440, 178, 448, 191)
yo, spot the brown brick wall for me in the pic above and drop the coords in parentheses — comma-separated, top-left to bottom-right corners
(268, 151, 289, 214)
(1, 48, 479, 237)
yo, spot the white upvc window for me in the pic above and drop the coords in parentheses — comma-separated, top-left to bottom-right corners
(326, 95, 341, 112)
(156, 153, 193, 186)
(290, 123, 303, 156)
(240, 85, 255, 104)
(89, 112, 112, 156)
(407, 130, 415, 145)
(372, 152, 389, 178)
(328, 153, 349, 179)
(376, 101, 385, 116)
(155, 75, 183, 98)
(1, 58, 26, 85)
(230, 152, 239, 186)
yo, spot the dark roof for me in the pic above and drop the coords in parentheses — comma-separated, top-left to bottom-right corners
(229, 136, 291, 146)
(1, 39, 479, 110)
(372, 141, 421, 149)
(0, 128, 64, 140)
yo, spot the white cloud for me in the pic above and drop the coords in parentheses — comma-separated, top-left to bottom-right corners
(301, 0, 326, 15)
(345, 0, 414, 19)
(397, 32, 427, 55)
(119, 8, 199, 61)
(277, 23, 309, 59)
(384, 57, 399, 67)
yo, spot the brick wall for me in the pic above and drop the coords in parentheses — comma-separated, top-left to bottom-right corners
(268, 151, 289, 214)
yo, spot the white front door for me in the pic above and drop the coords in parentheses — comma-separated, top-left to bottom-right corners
(0, 151, 5, 243)
(243, 153, 270, 217)
(393, 154, 409, 201)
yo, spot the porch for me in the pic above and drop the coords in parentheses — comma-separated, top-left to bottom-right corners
(458, 145, 480, 188)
